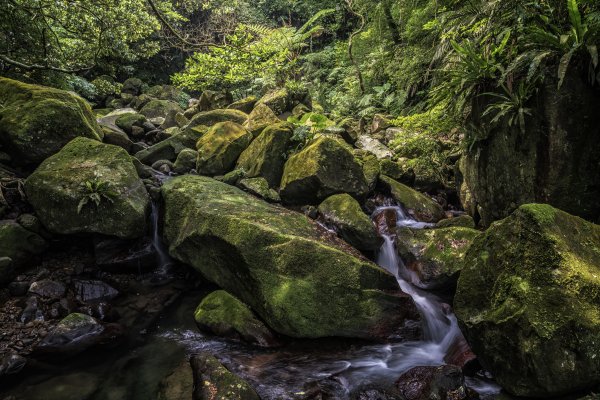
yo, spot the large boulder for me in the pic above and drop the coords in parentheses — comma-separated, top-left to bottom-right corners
(186, 109, 248, 130)
(227, 96, 257, 114)
(196, 122, 253, 176)
(256, 88, 292, 115)
(139, 99, 182, 119)
(355, 135, 393, 159)
(135, 126, 206, 165)
(0, 77, 103, 166)
(25, 138, 150, 239)
(454, 204, 600, 397)
(0, 220, 47, 284)
(460, 73, 600, 226)
(378, 175, 445, 223)
(194, 290, 277, 347)
(236, 123, 294, 187)
(395, 226, 479, 290)
(280, 136, 369, 205)
(244, 104, 280, 137)
(318, 194, 382, 252)
(162, 176, 416, 339)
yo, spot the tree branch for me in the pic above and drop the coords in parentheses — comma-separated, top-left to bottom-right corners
(0, 55, 93, 73)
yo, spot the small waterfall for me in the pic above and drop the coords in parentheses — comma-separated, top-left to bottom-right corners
(151, 202, 172, 274)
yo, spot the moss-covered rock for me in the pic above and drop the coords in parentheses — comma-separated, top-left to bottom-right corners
(115, 112, 146, 134)
(162, 176, 416, 339)
(0, 220, 47, 285)
(236, 123, 294, 187)
(135, 126, 207, 165)
(256, 88, 291, 115)
(145, 85, 190, 108)
(454, 204, 600, 397)
(186, 109, 248, 130)
(227, 96, 257, 114)
(380, 159, 415, 185)
(354, 150, 380, 191)
(139, 99, 182, 119)
(318, 194, 382, 252)
(378, 175, 445, 223)
(396, 226, 478, 290)
(244, 104, 280, 137)
(25, 137, 150, 239)
(173, 148, 198, 174)
(121, 77, 144, 96)
(436, 215, 476, 229)
(238, 177, 280, 203)
(194, 290, 277, 346)
(190, 353, 259, 400)
(0, 77, 103, 166)
(280, 136, 369, 205)
(196, 122, 253, 176)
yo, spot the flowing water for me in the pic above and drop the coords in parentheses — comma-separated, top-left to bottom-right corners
(150, 201, 172, 274)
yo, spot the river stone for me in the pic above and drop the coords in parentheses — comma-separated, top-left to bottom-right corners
(0, 77, 103, 166)
(196, 122, 253, 176)
(244, 104, 281, 137)
(139, 99, 182, 119)
(0, 220, 47, 284)
(395, 226, 479, 290)
(25, 137, 150, 239)
(396, 365, 476, 400)
(135, 126, 206, 165)
(186, 108, 248, 130)
(36, 313, 105, 355)
(29, 280, 66, 299)
(115, 112, 146, 134)
(162, 176, 415, 339)
(280, 136, 369, 205)
(454, 204, 600, 397)
(236, 122, 294, 187)
(436, 215, 476, 229)
(174, 148, 198, 174)
(318, 194, 382, 252)
(195, 290, 277, 347)
(73, 280, 119, 303)
(378, 175, 445, 223)
(190, 353, 259, 400)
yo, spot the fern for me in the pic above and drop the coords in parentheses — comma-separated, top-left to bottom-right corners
(77, 178, 117, 214)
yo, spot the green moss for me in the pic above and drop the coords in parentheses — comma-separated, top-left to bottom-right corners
(139, 99, 182, 119)
(187, 109, 248, 129)
(280, 136, 369, 205)
(135, 126, 206, 165)
(236, 122, 293, 187)
(115, 112, 146, 133)
(318, 193, 382, 251)
(192, 353, 259, 400)
(25, 137, 150, 239)
(173, 148, 198, 174)
(0, 220, 47, 284)
(0, 77, 103, 166)
(379, 175, 445, 222)
(244, 104, 280, 137)
(227, 96, 257, 114)
(454, 203, 600, 397)
(196, 122, 253, 176)
(436, 215, 476, 229)
(162, 176, 413, 339)
(238, 177, 280, 202)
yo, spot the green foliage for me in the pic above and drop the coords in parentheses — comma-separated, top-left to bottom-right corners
(77, 178, 117, 214)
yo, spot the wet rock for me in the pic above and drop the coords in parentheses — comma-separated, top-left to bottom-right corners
(21, 296, 44, 323)
(0, 353, 26, 376)
(73, 280, 118, 303)
(454, 204, 600, 397)
(162, 176, 416, 339)
(14, 371, 101, 400)
(94, 236, 156, 271)
(396, 365, 478, 400)
(0, 77, 103, 167)
(378, 175, 445, 223)
(190, 352, 260, 400)
(25, 137, 151, 239)
(353, 388, 402, 400)
(196, 122, 253, 176)
(29, 280, 66, 299)
(35, 313, 106, 355)
(158, 360, 195, 400)
(195, 290, 278, 347)
(280, 136, 369, 205)
(8, 281, 29, 297)
(436, 215, 476, 229)
(317, 193, 382, 252)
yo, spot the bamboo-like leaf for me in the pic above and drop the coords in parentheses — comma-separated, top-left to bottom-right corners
(568, 0, 583, 41)
(558, 49, 575, 89)
(588, 44, 598, 68)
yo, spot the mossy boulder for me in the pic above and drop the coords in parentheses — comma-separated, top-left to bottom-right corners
(194, 290, 277, 347)
(0, 220, 47, 285)
(436, 215, 476, 229)
(236, 123, 294, 187)
(0, 77, 103, 166)
(162, 176, 416, 339)
(454, 204, 600, 397)
(139, 99, 182, 119)
(25, 138, 150, 239)
(256, 88, 291, 115)
(186, 109, 248, 130)
(173, 148, 198, 174)
(135, 126, 207, 165)
(244, 104, 280, 137)
(238, 177, 280, 203)
(227, 96, 257, 114)
(318, 194, 382, 252)
(396, 226, 479, 290)
(115, 112, 146, 134)
(196, 122, 253, 176)
(121, 77, 144, 96)
(280, 136, 369, 205)
(354, 150, 381, 191)
(190, 353, 259, 400)
(378, 175, 445, 223)
(145, 85, 190, 108)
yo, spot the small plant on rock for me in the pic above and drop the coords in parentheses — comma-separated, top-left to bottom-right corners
(77, 178, 117, 214)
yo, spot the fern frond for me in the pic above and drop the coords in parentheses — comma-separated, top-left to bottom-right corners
(297, 8, 335, 35)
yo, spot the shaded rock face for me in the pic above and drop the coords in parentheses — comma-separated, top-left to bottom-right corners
(378, 175, 445, 223)
(461, 73, 600, 226)
(162, 176, 416, 339)
(35, 313, 106, 356)
(196, 122, 253, 176)
(0, 77, 103, 167)
(25, 137, 150, 239)
(135, 126, 206, 165)
(454, 204, 600, 397)
(190, 353, 260, 400)
(318, 193, 383, 252)
(396, 365, 477, 400)
(0, 220, 46, 284)
(194, 290, 278, 347)
(139, 99, 183, 119)
(280, 136, 369, 205)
